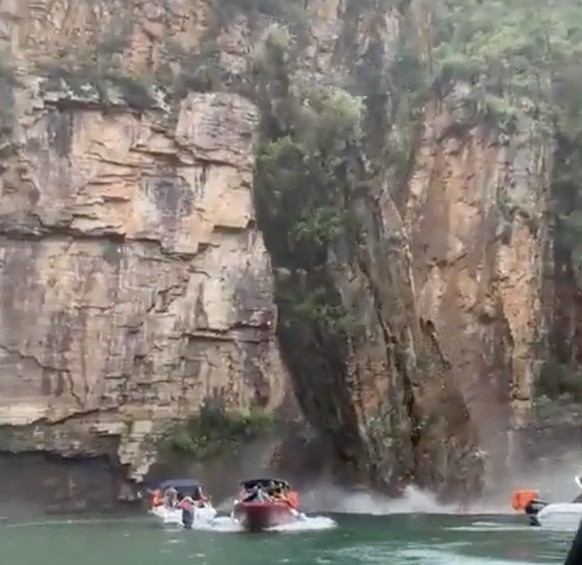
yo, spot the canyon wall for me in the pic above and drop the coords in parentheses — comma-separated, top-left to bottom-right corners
(0, 0, 572, 509)
(0, 0, 289, 489)
(407, 94, 552, 480)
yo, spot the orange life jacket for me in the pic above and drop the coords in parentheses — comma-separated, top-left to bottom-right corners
(511, 489, 538, 511)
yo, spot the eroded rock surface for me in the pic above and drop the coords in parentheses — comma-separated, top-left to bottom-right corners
(406, 96, 551, 481)
(0, 88, 286, 481)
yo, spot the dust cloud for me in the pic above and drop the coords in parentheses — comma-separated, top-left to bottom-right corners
(279, 452, 582, 517)
(480, 450, 582, 512)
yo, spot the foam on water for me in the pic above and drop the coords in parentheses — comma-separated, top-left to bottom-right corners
(446, 521, 535, 533)
(188, 513, 337, 533)
(190, 516, 243, 533)
(268, 515, 337, 532)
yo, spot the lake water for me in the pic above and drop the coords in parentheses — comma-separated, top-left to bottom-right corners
(0, 512, 575, 565)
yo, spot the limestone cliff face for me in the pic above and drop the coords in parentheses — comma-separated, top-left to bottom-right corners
(0, 0, 288, 485)
(0, 0, 557, 507)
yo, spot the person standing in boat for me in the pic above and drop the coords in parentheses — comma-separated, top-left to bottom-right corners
(242, 485, 258, 502)
(242, 484, 270, 502)
(192, 486, 208, 507)
(257, 486, 271, 502)
(178, 495, 195, 529)
(164, 487, 178, 509)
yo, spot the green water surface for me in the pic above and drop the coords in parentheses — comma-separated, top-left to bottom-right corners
(0, 513, 574, 565)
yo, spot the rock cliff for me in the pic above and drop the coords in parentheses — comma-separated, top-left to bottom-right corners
(0, 0, 577, 509)
(407, 95, 551, 481)
(0, 0, 288, 487)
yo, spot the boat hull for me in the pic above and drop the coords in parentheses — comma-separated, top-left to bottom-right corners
(149, 504, 217, 526)
(233, 501, 297, 532)
(534, 503, 582, 529)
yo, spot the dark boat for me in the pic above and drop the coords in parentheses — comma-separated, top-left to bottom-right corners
(232, 478, 300, 532)
(156, 479, 206, 495)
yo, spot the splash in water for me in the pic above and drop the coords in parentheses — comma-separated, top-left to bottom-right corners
(299, 484, 460, 515)
(186, 513, 337, 533)
(298, 482, 537, 516)
(268, 514, 337, 532)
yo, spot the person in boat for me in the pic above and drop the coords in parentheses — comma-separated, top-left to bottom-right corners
(177, 494, 195, 530)
(270, 485, 284, 500)
(242, 484, 271, 503)
(192, 486, 208, 507)
(163, 487, 179, 509)
(523, 495, 546, 520)
(242, 485, 258, 502)
(258, 486, 272, 502)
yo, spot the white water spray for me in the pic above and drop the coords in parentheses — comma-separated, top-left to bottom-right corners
(187, 513, 337, 533)
(299, 483, 459, 515)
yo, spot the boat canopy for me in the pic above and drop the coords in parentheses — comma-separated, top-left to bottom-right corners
(157, 479, 203, 491)
(240, 478, 291, 490)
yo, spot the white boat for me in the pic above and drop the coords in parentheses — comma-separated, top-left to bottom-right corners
(147, 478, 218, 527)
(514, 474, 582, 528)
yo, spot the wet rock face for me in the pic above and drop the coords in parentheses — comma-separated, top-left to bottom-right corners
(0, 91, 286, 482)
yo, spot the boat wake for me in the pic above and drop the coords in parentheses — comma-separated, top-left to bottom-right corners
(186, 514, 337, 533)
(268, 514, 337, 532)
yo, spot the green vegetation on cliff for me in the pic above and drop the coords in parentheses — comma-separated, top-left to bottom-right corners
(38, 48, 159, 111)
(249, 8, 436, 491)
(427, 0, 582, 131)
(418, 0, 582, 399)
(252, 27, 367, 337)
(161, 399, 271, 459)
(249, 0, 582, 488)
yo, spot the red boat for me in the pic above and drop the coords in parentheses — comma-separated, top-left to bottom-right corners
(232, 478, 300, 532)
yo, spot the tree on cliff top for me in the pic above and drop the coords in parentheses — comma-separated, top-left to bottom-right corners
(429, 0, 582, 130)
